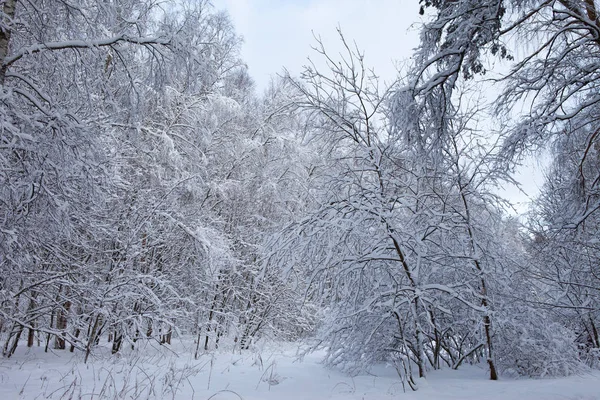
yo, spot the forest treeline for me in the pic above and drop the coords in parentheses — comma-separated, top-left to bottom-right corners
(0, 0, 598, 387)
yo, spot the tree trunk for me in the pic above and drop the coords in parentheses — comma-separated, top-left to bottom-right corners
(85, 314, 102, 363)
(204, 288, 219, 351)
(429, 309, 441, 370)
(112, 330, 123, 354)
(0, 0, 17, 84)
(483, 312, 498, 380)
(26, 292, 38, 348)
(589, 316, 599, 349)
(160, 322, 172, 345)
(412, 300, 426, 378)
(389, 230, 425, 378)
(27, 324, 35, 348)
(45, 309, 54, 353)
(70, 328, 80, 352)
(4, 324, 23, 357)
(54, 301, 71, 350)
(194, 312, 203, 359)
(459, 186, 498, 381)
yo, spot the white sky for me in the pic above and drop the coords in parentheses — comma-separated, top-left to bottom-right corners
(212, 0, 544, 214)
(212, 0, 421, 91)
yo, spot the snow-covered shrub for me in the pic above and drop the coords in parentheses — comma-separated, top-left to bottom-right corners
(495, 306, 583, 377)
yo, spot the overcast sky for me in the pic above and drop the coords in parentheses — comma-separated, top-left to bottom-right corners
(212, 0, 421, 91)
(211, 0, 544, 214)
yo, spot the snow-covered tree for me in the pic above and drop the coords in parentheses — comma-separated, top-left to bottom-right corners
(0, 0, 313, 360)
(270, 31, 522, 387)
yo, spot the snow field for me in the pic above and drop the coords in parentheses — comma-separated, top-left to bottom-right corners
(1, 339, 599, 400)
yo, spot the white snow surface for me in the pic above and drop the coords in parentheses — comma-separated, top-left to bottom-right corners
(1, 340, 599, 400)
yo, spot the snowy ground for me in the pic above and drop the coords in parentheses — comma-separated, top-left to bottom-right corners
(1, 339, 599, 400)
